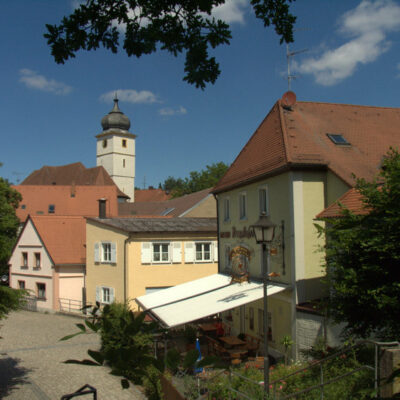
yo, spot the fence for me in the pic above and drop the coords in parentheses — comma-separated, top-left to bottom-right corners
(58, 298, 92, 314)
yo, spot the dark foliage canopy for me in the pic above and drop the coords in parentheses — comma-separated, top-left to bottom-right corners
(161, 161, 229, 197)
(45, 0, 296, 89)
(318, 148, 400, 341)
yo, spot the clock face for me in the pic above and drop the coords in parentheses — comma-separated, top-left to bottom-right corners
(230, 246, 251, 282)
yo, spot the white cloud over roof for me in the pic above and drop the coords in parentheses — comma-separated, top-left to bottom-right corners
(159, 106, 187, 116)
(294, 0, 400, 86)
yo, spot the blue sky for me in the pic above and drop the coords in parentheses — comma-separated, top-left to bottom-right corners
(1, 0, 400, 188)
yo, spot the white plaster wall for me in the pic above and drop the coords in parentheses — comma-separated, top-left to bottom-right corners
(9, 220, 54, 310)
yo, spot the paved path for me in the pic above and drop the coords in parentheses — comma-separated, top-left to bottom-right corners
(0, 310, 146, 399)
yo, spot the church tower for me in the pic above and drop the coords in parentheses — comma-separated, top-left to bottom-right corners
(96, 96, 136, 202)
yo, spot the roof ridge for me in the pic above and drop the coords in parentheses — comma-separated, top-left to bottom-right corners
(277, 100, 291, 164)
(296, 101, 400, 110)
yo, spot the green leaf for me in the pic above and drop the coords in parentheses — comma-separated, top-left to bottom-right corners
(59, 332, 83, 341)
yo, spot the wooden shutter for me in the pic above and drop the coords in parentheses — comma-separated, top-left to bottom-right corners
(172, 242, 182, 263)
(141, 242, 152, 263)
(213, 241, 218, 262)
(110, 287, 115, 303)
(111, 243, 117, 263)
(94, 243, 100, 262)
(96, 286, 101, 302)
(184, 242, 195, 263)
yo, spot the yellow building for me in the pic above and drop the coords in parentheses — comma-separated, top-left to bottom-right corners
(85, 216, 218, 309)
(211, 96, 400, 359)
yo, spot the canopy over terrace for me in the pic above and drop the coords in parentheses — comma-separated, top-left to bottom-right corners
(135, 274, 288, 328)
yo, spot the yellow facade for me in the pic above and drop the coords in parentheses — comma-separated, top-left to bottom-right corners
(216, 169, 350, 358)
(86, 220, 218, 310)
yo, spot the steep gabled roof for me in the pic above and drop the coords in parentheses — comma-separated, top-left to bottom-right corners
(13, 185, 119, 221)
(30, 215, 86, 265)
(213, 100, 400, 193)
(316, 188, 370, 219)
(134, 188, 172, 202)
(21, 162, 128, 198)
(119, 188, 214, 217)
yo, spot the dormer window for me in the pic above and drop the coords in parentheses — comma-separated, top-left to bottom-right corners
(327, 133, 350, 145)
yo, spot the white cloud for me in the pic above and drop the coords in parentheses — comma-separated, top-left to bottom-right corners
(19, 69, 72, 95)
(159, 106, 187, 116)
(100, 89, 160, 104)
(295, 0, 400, 86)
(210, 0, 248, 24)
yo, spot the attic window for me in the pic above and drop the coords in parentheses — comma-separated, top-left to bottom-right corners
(327, 133, 350, 145)
(21, 204, 26, 209)
(48, 204, 55, 214)
(161, 207, 175, 216)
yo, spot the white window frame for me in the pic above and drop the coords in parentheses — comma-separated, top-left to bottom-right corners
(223, 197, 230, 222)
(22, 252, 28, 268)
(102, 242, 112, 262)
(152, 242, 170, 263)
(34, 252, 41, 269)
(195, 242, 212, 262)
(96, 286, 115, 304)
(239, 192, 247, 220)
(95, 242, 116, 264)
(37, 282, 46, 300)
(258, 185, 269, 216)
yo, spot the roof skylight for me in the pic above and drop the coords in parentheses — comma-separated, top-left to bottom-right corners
(327, 133, 350, 145)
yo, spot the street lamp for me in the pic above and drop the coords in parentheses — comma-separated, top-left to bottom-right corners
(250, 212, 276, 398)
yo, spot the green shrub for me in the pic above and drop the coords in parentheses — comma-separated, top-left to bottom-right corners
(165, 348, 181, 374)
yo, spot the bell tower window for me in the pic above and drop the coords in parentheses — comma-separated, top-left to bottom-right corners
(102, 139, 107, 148)
(122, 139, 127, 148)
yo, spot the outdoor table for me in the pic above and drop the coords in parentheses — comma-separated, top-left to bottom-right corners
(198, 323, 217, 336)
(219, 336, 246, 348)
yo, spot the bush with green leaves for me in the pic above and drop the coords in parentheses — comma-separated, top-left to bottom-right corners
(61, 302, 164, 390)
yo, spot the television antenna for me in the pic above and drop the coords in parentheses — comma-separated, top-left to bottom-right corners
(286, 29, 309, 90)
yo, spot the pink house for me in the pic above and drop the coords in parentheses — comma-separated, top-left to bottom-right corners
(9, 215, 86, 312)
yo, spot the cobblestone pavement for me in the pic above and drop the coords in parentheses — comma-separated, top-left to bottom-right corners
(0, 310, 147, 400)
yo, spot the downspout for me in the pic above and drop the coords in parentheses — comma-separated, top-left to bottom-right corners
(124, 234, 134, 303)
(214, 193, 220, 273)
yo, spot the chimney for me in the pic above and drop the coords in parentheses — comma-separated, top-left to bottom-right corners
(98, 198, 106, 219)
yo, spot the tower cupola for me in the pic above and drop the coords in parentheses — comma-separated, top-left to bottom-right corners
(101, 97, 131, 131)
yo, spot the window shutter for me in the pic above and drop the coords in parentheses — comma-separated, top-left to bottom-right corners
(110, 287, 115, 303)
(96, 286, 101, 302)
(94, 243, 100, 262)
(141, 242, 151, 263)
(225, 245, 231, 271)
(184, 242, 195, 263)
(213, 241, 218, 262)
(172, 242, 182, 263)
(111, 243, 117, 263)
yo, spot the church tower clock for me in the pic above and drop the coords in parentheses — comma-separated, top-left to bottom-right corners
(96, 96, 136, 202)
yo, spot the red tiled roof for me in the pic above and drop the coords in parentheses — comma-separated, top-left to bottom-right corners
(21, 162, 128, 198)
(316, 188, 370, 219)
(213, 100, 400, 193)
(134, 188, 172, 202)
(30, 215, 86, 265)
(119, 188, 213, 217)
(14, 185, 119, 221)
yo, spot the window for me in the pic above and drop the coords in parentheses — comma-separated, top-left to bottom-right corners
(96, 286, 115, 304)
(327, 133, 350, 145)
(225, 245, 231, 271)
(153, 243, 170, 262)
(122, 139, 127, 148)
(259, 185, 269, 215)
(48, 204, 55, 214)
(22, 252, 28, 268)
(37, 283, 46, 299)
(223, 197, 230, 221)
(34, 253, 41, 269)
(21, 204, 26, 209)
(102, 243, 112, 262)
(18, 280, 25, 289)
(123, 159, 126, 168)
(249, 307, 254, 330)
(239, 192, 247, 220)
(102, 139, 107, 148)
(94, 242, 116, 263)
(195, 242, 211, 262)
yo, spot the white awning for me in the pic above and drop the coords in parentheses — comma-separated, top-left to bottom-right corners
(135, 273, 287, 328)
